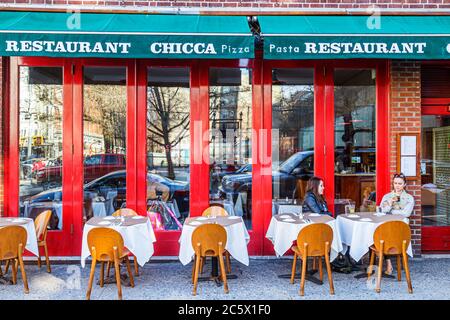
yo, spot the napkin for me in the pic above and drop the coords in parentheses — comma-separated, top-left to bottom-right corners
(132, 216, 145, 220)
(196, 217, 209, 221)
(12, 218, 26, 223)
(98, 221, 111, 226)
(227, 216, 241, 220)
(281, 218, 296, 223)
(104, 216, 116, 220)
(359, 218, 372, 222)
(279, 215, 291, 218)
(346, 214, 360, 218)
(189, 221, 202, 226)
(308, 213, 321, 217)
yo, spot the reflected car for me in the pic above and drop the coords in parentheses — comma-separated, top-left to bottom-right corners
(23, 170, 190, 215)
(219, 151, 314, 200)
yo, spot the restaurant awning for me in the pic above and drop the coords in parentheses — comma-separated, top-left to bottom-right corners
(0, 11, 254, 59)
(259, 15, 450, 60)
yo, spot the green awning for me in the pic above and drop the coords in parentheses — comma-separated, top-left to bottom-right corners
(0, 12, 254, 59)
(259, 16, 450, 60)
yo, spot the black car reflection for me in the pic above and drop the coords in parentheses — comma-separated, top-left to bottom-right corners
(22, 170, 190, 217)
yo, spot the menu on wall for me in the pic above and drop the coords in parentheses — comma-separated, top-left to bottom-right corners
(399, 134, 418, 178)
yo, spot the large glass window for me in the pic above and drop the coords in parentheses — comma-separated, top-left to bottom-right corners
(19, 67, 63, 230)
(209, 68, 252, 228)
(421, 115, 450, 226)
(271, 69, 314, 213)
(147, 67, 190, 230)
(334, 69, 376, 214)
(83, 67, 127, 222)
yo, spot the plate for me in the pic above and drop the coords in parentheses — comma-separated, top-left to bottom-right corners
(227, 216, 241, 220)
(12, 218, 26, 223)
(103, 216, 116, 220)
(281, 218, 296, 223)
(132, 216, 145, 220)
(359, 218, 372, 222)
(278, 214, 291, 218)
(346, 214, 360, 218)
(189, 221, 202, 226)
(196, 217, 209, 221)
(308, 213, 321, 217)
(373, 213, 386, 217)
(97, 221, 111, 226)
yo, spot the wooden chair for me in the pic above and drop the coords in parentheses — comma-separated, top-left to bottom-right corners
(35, 210, 52, 273)
(108, 208, 140, 276)
(290, 223, 334, 296)
(0, 226, 29, 294)
(367, 221, 413, 294)
(202, 205, 228, 217)
(191, 223, 229, 296)
(201, 206, 231, 274)
(86, 227, 135, 300)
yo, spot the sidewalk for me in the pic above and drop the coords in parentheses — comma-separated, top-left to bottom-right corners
(1, 257, 449, 300)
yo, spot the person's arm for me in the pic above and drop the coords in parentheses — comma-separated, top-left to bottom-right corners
(303, 193, 322, 214)
(391, 195, 415, 217)
(380, 194, 392, 213)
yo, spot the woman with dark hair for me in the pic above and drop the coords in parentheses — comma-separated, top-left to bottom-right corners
(302, 176, 332, 216)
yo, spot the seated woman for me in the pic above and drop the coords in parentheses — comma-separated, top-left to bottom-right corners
(302, 176, 332, 216)
(379, 172, 415, 275)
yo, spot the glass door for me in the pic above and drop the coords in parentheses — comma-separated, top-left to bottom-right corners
(421, 113, 450, 251)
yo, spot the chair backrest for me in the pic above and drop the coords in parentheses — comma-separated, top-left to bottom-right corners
(191, 224, 227, 257)
(0, 226, 27, 260)
(373, 221, 411, 255)
(35, 210, 52, 241)
(87, 228, 125, 261)
(202, 205, 228, 217)
(112, 208, 138, 217)
(296, 223, 333, 257)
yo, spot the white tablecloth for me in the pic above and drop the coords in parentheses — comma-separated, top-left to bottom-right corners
(81, 216, 156, 268)
(265, 213, 344, 262)
(0, 217, 39, 256)
(336, 212, 413, 262)
(278, 205, 302, 215)
(178, 216, 250, 266)
(210, 200, 235, 216)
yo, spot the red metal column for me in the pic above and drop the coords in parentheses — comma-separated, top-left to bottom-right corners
(324, 64, 335, 215)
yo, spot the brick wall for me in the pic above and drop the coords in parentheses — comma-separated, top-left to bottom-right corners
(0, 0, 450, 11)
(390, 60, 422, 256)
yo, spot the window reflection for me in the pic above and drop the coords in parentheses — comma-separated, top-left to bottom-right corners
(147, 67, 190, 230)
(209, 68, 252, 228)
(19, 67, 63, 230)
(83, 67, 127, 222)
(334, 69, 376, 214)
(271, 68, 314, 214)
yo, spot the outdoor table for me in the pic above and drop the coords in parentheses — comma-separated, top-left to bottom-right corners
(0, 217, 39, 285)
(278, 205, 302, 215)
(336, 211, 413, 278)
(81, 216, 156, 269)
(272, 199, 299, 215)
(178, 215, 250, 285)
(266, 212, 344, 285)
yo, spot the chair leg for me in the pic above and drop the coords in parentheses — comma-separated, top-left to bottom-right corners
(396, 255, 402, 282)
(312, 256, 317, 270)
(324, 243, 334, 295)
(191, 256, 196, 284)
(100, 262, 105, 288)
(218, 250, 229, 294)
(299, 244, 308, 296)
(11, 259, 17, 285)
(0, 261, 2, 277)
(367, 250, 375, 280)
(376, 242, 384, 293)
(318, 256, 323, 282)
(113, 247, 122, 300)
(133, 255, 139, 276)
(290, 253, 298, 284)
(5, 260, 10, 274)
(106, 261, 111, 278)
(44, 243, 51, 273)
(199, 257, 205, 274)
(125, 256, 135, 288)
(225, 252, 231, 274)
(18, 244, 29, 294)
(86, 252, 97, 300)
(37, 250, 42, 269)
(402, 242, 413, 294)
(192, 251, 201, 296)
